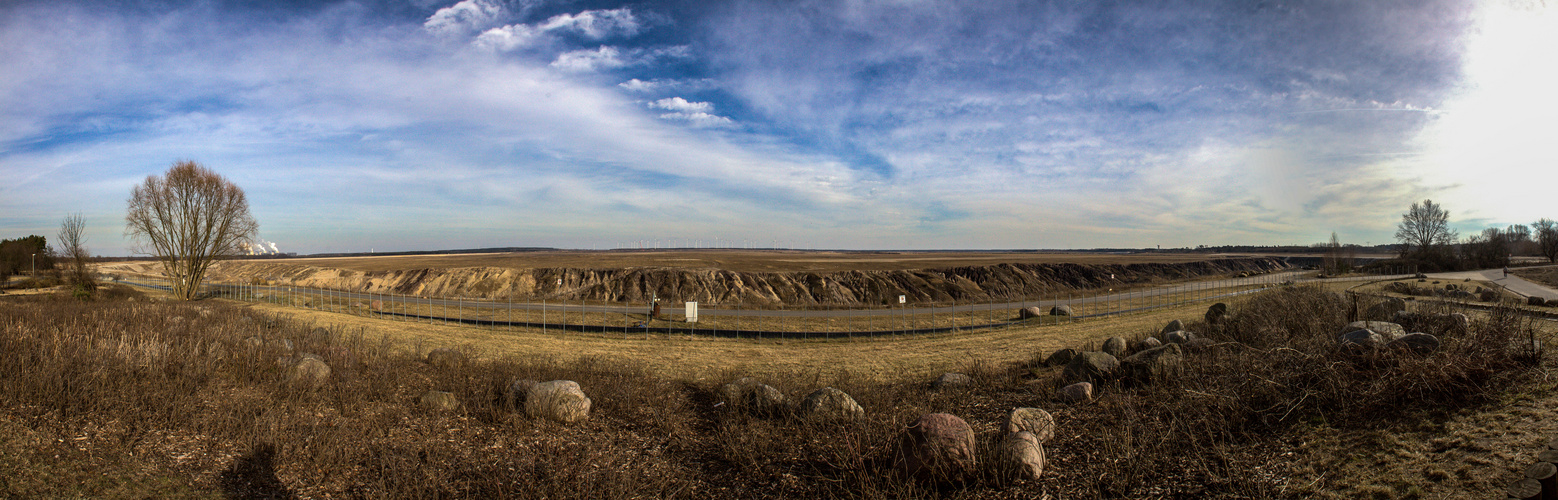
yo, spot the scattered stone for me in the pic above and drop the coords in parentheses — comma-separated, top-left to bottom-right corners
(1062, 352, 1120, 383)
(1049, 305, 1073, 316)
(1164, 330, 1195, 344)
(1002, 407, 1056, 443)
(426, 348, 466, 368)
(1161, 319, 1185, 335)
(1344, 321, 1406, 341)
(998, 431, 1045, 481)
(932, 373, 975, 390)
(1530, 296, 1548, 306)
(1338, 329, 1384, 350)
(525, 380, 591, 423)
(1018, 306, 1045, 319)
(1136, 337, 1163, 350)
(504, 379, 538, 409)
(899, 413, 976, 482)
(799, 387, 864, 421)
(1043, 349, 1078, 367)
(1056, 381, 1094, 403)
(1122, 343, 1185, 384)
(1101, 337, 1128, 357)
(719, 377, 788, 416)
(1363, 298, 1407, 321)
(1205, 303, 1228, 324)
(286, 354, 331, 388)
(420, 390, 460, 411)
(1387, 332, 1441, 356)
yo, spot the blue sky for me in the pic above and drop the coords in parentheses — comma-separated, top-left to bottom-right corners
(2, 0, 1554, 255)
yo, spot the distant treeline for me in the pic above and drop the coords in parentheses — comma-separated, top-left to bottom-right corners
(0, 235, 56, 279)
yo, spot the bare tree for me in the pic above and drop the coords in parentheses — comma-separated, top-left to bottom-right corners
(125, 161, 259, 300)
(1323, 232, 1352, 275)
(1395, 199, 1458, 260)
(57, 212, 96, 295)
(1536, 218, 1558, 263)
(1460, 227, 1509, 269)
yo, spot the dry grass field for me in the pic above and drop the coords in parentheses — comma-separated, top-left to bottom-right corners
(5, 270, 1556, 498)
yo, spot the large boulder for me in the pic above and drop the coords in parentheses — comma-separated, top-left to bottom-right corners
(1101, 337, 1128, 358)
(1387, 333, 1441, 356)
(286, 354, 331, 388)
(425, 348, 466, 368)
(504, 379, 538, 410)
(420, 390, 460, 411)
(1161, 319, 1185, 335)
(1018, 306, 1045, 319)
(932, 372, 975, 390)
(1164, 330, 1195, 345)
(1344, 321, 1405, 341)
(1056, 381, 1094, 403)
(525, 380, 592, 423)
(1049, 305, 1073, 317)
(1136, 337, 1163, 350)
(1338, 329, 1384, 350)
(898, 413, 977, 482)
(1363, 298, 1407, 321)
(998, 431, 1046, 481)
(1043, 348, 1079, 367)
(1062, 352, 1120, 383)
(1121, 343, 1185, 385)
(1205, 303, 1229, 324)
(719, 377, 788, 416)
(799, 387, 864, 422)
(1002, 407, 1056, 443)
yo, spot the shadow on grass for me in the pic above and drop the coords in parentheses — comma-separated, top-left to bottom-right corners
(219, 443, 296, 500)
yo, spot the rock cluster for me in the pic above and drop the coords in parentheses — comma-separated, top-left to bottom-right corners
(1336, 321, 1440, 356)
(720, 377, 788, 416)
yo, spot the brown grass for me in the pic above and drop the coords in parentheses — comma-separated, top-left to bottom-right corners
(2, 282, 1553, 498)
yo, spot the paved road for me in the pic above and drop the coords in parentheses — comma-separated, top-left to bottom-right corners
(1428, 265, 1558, 300)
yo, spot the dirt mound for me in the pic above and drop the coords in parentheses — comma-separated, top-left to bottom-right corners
(173, 257, 1288, 307)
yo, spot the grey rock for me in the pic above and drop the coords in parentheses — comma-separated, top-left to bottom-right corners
(1101, 337, 1128, 357)
(1062, 352, 1120, 383)
(420, 390, 460, 411)
(719, 377, 788, 416)
(1122, 343, 1185, 384)
(1049, 305, 1073, 316)
(1387, 332, 1441, 355)
(426, 348, 466, 368)
(1056, 381, 1094, 403)
(1018, 306, 1045, 319)
(998, 431, 1045, 481)
(525, 380, 591, 423)
(1136, 337, 1163, 350)
(1344, 321, 1406, 341)
(1364, 298, 1407, 321)
(932, 372, 975, 390)
(505, 379, 538, 409)
(799, 387, 864, 421)
(1339, 329, 1384, 350)
(1164, 330, 1195, 344)
(1002, 407, 1056, 444)
(1205, 303, 1228, 324)
(286, 354, 331, 388)
(1043, 348, 1078, 367)
(1162, 319, 1185, 335)
(899, 413, 976, 482)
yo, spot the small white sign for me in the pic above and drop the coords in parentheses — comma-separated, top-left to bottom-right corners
(685, 302, 698, 322)
(899, 295, 907, 304)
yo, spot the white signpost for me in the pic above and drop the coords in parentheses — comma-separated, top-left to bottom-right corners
(685, 301, 698, 323)
(899, 295, 907, 304)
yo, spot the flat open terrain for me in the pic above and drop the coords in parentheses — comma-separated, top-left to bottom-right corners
(220, 250, 1270, 273)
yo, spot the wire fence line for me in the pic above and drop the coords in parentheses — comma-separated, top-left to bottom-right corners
(103, 267, 1428, 339)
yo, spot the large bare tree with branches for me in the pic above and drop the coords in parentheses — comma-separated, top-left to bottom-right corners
(125, 161, 259, 300)
(1395, 199, 1458, 261)
(1536, 218, 1558, 263)
(57, 212, 96, 295)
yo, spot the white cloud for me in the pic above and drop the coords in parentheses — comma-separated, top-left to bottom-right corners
(618, 78, 660, 92)
(423, 0, 511, 37)
(649, 97, 712, 113)
(473, 23, 544, 51)
(550, 45, 688, 72)
(658, 112, 734, 128)
(539, 8, 640, 40)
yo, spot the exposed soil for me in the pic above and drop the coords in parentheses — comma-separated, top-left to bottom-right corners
(100, 252, 1291, 308)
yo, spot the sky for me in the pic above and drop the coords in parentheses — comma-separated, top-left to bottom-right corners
(1, 0, 1554, 255)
